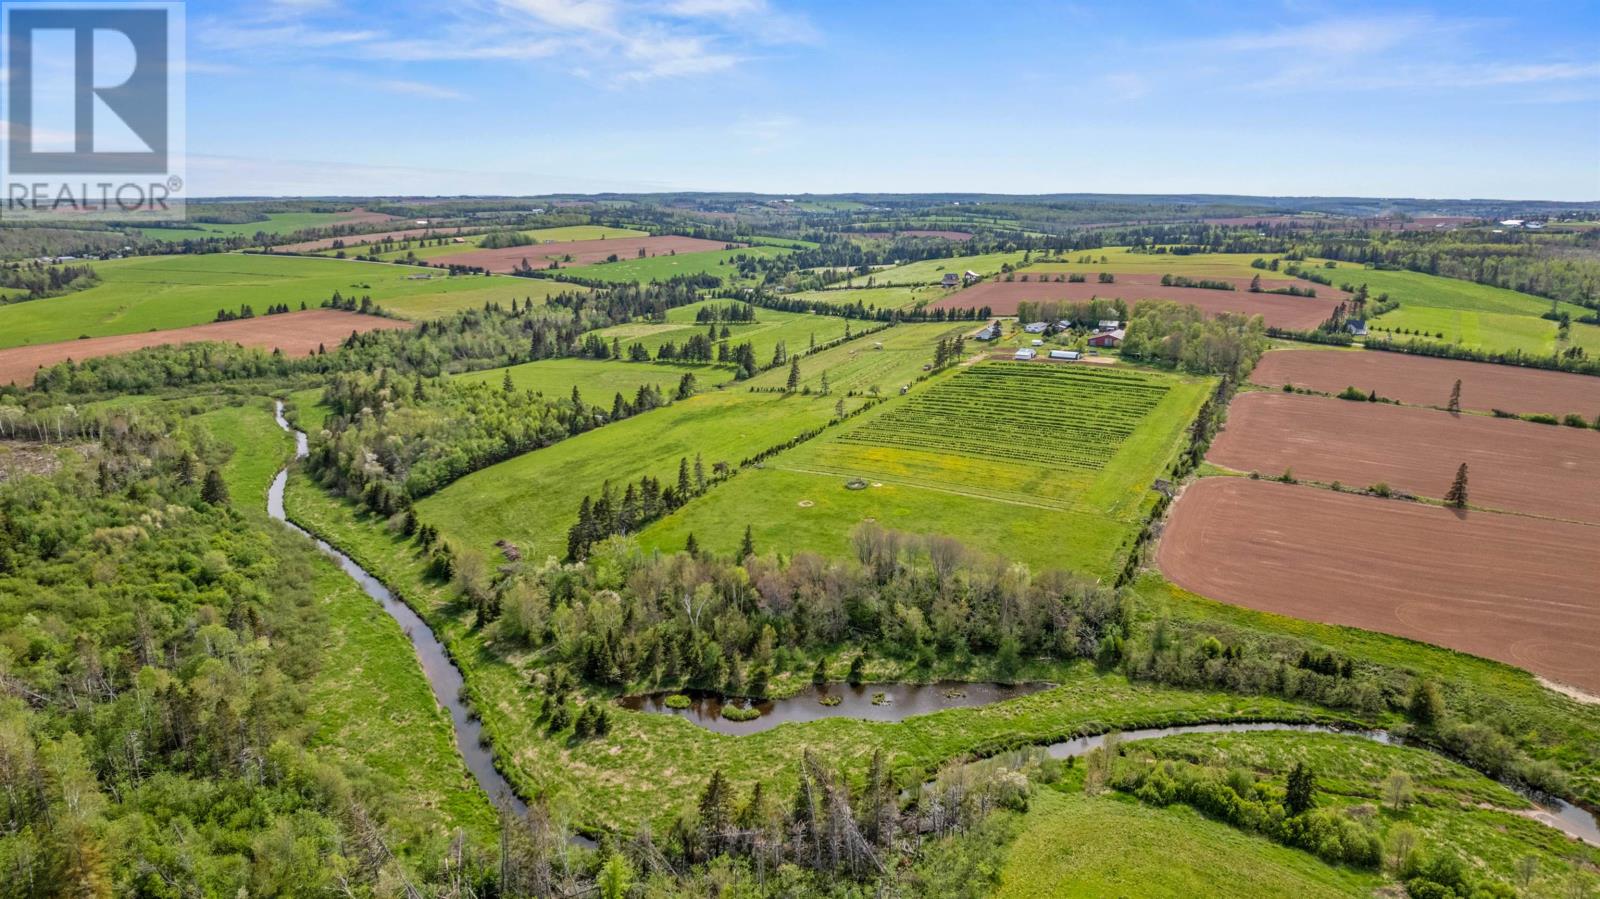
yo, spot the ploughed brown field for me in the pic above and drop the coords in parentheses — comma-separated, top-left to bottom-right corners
(276, 227, 471, 253)
(430, 236, 736, 273)
(1251, 348, 1600, 418)
(1211, 391, 1600, 524)
(0, 310, 411, 385)
(927, 273, 1341, 329)
(1158, 477, 1600, 694)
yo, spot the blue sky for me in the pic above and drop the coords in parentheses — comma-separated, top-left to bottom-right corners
(181, 0, 1600, 199)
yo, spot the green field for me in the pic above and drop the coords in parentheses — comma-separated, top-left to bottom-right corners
(133, 211, 380, 242)
(560, 244, 792, 284)
(787, 284, 950, 311)
(586, 299, 853, 365)
(641, 362, 1212, 574)
(858, 251, 1028, 285)
(0, 253, 572, 346)
(1312, 261, 1600, 355)
(417, 386, 867, 562)
(997, 789, 1380, 898)
(453, 356, 730, 397)
(743, 320, 970, 394)
(1024, 248, 1279, 280)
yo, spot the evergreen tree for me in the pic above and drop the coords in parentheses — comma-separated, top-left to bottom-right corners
(739, 525, 755, 559)
(787, 356, 801, 392)
(1284, 762, 1316, 816)
(201, 468, 229, 506)
(502, 368, 514, 395)
(685, 532, 699, 558)
(1445, 463, 1469, 509)
(1447, 378, 1462, 413)
(698, 769, 733, 855)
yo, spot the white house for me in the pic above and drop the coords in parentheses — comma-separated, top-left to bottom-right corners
(1097, 319, 1121, 332)
(1014, 347, 1037, 360)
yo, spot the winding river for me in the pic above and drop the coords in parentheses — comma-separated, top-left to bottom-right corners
(270, 404, 1598, 850)
(269, 402, 527, 818)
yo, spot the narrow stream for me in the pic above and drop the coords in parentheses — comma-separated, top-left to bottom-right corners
(1039, 723, 1600, 848)
(268, 402, 528, 818)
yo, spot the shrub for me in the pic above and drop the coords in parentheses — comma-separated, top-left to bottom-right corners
(720, 703, 760, 722)
(1524, 413, 1559, 425)
(664, 693, 692, 709)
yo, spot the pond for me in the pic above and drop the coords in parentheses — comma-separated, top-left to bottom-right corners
(619, 681, 1053, 735)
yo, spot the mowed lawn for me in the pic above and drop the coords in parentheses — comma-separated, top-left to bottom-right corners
(586, 299, 853, 365)
(996, 789, 1378, 898)
(640, 362, 1213, 575)
(559, 245, 791, 284)
(857, 251, 1028, 285)
(0, 253, 568, 347)
(418, 387, 868, 562)
(452, 356, 732, 397)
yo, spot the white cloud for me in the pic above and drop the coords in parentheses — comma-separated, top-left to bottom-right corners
(195, 0, 814, 85)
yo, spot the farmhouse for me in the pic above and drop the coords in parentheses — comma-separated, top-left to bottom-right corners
(1346, 319, 1368, 336)
(1049, 349, 1081, 361)
(1023, 322, 1049, 334)
(1014, 347, 1037, 360)
(974, 324, 1001, 341)
(1097, 319, 1121, 332)
(1088, 329, 1125, 348)
(941, 273, 960, 287)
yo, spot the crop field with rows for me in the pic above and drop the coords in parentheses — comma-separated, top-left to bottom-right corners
(641, 361, 1212, 574)
(837, 364, 1172, 469)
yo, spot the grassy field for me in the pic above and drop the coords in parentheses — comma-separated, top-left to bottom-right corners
(641, 362, 1212, 575)
(203, 398, 497, 842)
(743, 320, 969, 394)
(1024, 248, 1278, 280)
(856, 251, 1028, 285)
(560, 244, 791, 284)
(417, 386, 867, 562)
(1121, 731, 1600, 895)
(453, 356, 731, 397)
(0, 253, 568, 346)
(787, 285, 951, 311)
(586, 299, 853, 366)
(1309, 261, 1600, 355)
(133, 211, 378, 242)
(997, 788, 1380, 898)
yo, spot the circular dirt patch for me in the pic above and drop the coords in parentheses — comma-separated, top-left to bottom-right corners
(798, 500, 815, 508)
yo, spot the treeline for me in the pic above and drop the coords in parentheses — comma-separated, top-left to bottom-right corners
(565, 455, 730, 560)
(753, 291, 993, 322)
(0, 404, 455, 892)
(1013, 297, 1129, 328)
(1366, 335, 1600, 377)
(18, 282, 686, 396)
(1299, 234, 1600, 311)
(214, 301, 297, 321)
(1119, 301, 1268, 379)
(308, 366, 689, 511)
(0, 260, 98, 303)
(1161, 273, 1234, 290)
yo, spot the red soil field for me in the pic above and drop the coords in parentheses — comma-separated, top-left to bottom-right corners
(1211, 392, 1600, 524)
(1251, 349, 1600, 418)
(1158, 477, 1600, 693)
(0, 311, 411, 385)
(276, 227, 471, 253)
(928, 273, 1341, 330)
(430, 236, 737, 273)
